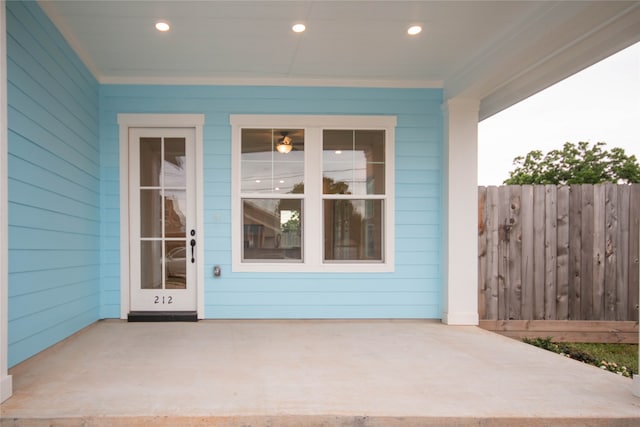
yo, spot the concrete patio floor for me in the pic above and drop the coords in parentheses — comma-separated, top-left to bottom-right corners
(1, 319, 639, 427)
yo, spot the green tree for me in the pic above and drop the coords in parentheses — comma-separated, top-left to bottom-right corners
(504, 142, 640, 185)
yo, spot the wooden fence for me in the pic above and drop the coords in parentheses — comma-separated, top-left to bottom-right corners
(478, 184, 640, 341)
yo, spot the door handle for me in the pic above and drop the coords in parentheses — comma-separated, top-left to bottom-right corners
(190, 239, 196, 263)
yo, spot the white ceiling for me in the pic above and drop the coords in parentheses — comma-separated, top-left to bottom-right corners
(39, 1, 640, 119)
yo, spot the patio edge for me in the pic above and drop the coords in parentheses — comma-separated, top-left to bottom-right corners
(2, 415, 640, 427)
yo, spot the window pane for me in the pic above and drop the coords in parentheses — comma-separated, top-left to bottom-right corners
(242, 198, 302, 261)
(165, 241, 186, 289)
(140, 137, 161, 187)
(164, 190, 186, 238)
(241, 129, 304, 193)
(323, 130, 385, 195)
(164, 137, 186, 187)
(355, 130, 385, 194)
(141, 240, 162, 289)
(140, 189, 162, 238)
(324, 199, 383, 261)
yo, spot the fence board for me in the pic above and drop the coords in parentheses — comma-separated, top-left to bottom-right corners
(478, 184, 639, 332)
(604, 184, 618, 320)
(508, 186, 522, 320)
(581, 185, 594, 320)
(478, 186, 487, 319)
(498, 186, 511, 320)
(485, 186, 500, 320)
(533, 186, 546, 319)
(544, 185, 557, 320)
(593, 184, 606, 320)
(556, 186, 570, 320)
(568, 186, 582, 320)
(616, 185, 629, 321)
(520, 185, 534, 320)
(629, 185, 640, 322)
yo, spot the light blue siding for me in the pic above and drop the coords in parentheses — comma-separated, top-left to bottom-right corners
(100, 85, 443, 319)
(6, 2, 445, 363)
(6, 1, 100, 366)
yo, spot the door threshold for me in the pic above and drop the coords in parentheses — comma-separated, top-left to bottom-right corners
(127, 311, 198, 322)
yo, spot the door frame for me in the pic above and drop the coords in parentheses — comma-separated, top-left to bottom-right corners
(118, 114, 205, 319)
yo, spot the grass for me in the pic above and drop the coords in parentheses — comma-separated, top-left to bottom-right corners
(523, 337, 638, 378)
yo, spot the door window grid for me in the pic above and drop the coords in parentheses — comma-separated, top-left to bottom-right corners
(139, 137, 188, 290)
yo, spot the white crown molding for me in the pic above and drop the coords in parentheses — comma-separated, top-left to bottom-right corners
(99, 75, 443, 89)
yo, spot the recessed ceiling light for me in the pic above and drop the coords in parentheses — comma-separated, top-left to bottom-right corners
(407, 25, 422, 36)
(292, 23, 306, 33)
(155, 21, 170, 32)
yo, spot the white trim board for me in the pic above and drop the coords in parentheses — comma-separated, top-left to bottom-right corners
(230, 114, 396, 273)
(0, 0, 13, 403)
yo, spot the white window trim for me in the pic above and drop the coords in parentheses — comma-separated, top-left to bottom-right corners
(230, 115, 396, 273)
(117, 114, 205, 318)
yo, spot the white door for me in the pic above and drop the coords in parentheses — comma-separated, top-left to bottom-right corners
(129, 128, 197, 312)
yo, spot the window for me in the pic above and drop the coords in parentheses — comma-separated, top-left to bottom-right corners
(231, 115, 396, 272)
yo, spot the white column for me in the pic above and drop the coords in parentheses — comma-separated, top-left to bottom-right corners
(633, 226, 640, 397)
(0, 0, 14, 403)
(441, 98, 480, 325)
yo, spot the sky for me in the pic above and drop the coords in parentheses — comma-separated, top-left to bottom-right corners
(478, 41, 640, 186)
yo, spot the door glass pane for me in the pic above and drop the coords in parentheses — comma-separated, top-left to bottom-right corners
(323, 199, 383, 261)
(165, 190, 186, 238)
(242, 198, 302, 261)
(140, 189, 162, 238)
(165, 241, 186, 289)
(140, 137, 161, 187)
(141, 240, 162, 289)
(164, 138, 186, 187)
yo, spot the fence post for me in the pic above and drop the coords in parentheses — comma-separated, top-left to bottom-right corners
(633, 224, 640, 397)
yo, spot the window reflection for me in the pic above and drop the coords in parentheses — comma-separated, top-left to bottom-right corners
(324, 199, 383, 261)
(241, 129, 304, 193)
(323, 130, 385, 195)
(242, 199, 302, 261)
(164, 190, 186, 238)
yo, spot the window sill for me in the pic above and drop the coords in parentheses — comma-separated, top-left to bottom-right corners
(231, 262, 395, 274)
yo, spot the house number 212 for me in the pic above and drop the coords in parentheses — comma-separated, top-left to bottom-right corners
(154, 296, 173, 304)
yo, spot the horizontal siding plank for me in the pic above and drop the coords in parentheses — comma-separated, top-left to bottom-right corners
(8, 307, 97, 367)
(9, 280, 100, 321)
(10, 203, 99, 235)
(9, 155, 99, 205)
(205, 305, 441, 319)
(8, 91, 99, 171)
(206, 292, 437, 306)
(8, 266, 100, 297)
(6, 36, 97, 140)
(204, 279, 440, 293)
(9, 227, 99, 251)
(7, 4, 98, 121)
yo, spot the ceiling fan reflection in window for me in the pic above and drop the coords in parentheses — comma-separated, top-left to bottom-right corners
(276, 131, 303, 154)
